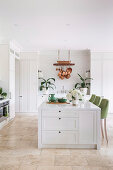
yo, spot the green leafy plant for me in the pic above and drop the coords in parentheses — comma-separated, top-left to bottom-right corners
(75, 73, 93, 89)
(39, 78, 56, 91)
(0, 88, 7, 98)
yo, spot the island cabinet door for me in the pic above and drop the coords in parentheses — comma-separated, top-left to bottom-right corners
(79, 111, 95, 144)
(42, 131, 78, 144)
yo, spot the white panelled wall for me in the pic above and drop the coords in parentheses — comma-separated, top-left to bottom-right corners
(38, 50, 90, 93)
(15, 52, 38, 113)
(16, 50, 90, 114)
(91, 52, 113, 113)
(15, 50, 113, 114)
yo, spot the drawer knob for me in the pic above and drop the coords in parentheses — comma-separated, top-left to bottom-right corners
(59, 110, 61, 112)
(59, 131, 61, 133)
(59, 118, 61, 120)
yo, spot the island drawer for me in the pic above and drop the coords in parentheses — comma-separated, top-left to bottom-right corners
(42, 117, 79, 130)
(42, 131, 78, 144)
(42, 110, 79, 117)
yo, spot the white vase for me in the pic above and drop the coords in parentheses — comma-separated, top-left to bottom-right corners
(80, 88, 87, 95)
(42, 88, 49, 95)
(72, 99, 79, 106)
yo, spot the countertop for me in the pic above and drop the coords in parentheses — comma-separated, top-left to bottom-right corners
(39, 101, 101, 111)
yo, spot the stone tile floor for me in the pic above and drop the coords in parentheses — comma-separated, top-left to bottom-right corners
(0, 114, 113, 170)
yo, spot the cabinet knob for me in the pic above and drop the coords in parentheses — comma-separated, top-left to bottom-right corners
(59, 118, 61, 120)
(59, 131, 61, 133)
(59, 110, 61, 112)
(19, 96, 22, 97)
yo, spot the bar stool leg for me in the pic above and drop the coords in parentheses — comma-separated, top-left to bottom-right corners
(101, 119, 104, 138)
(104, 118, 108, 143)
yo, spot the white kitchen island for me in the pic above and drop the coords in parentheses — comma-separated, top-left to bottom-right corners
(38, 101, 101, 150)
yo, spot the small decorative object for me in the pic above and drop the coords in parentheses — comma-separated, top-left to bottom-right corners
(75, 73, 93, 95)
(53, 50, 75, 79)
(39, 77, 56, 94)
(0, 88, 7, 99)
(66, 89, 82, 106)
(48, 94, 57, 102)
(38, 70, 43, 78)
(85, 70, 90, 78)
(72, 99, 79, 106)
(58, 98, 67, 103)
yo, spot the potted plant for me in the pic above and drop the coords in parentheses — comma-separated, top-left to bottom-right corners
(39, 77, 56, 94)
(0, 87, 7, 99)
(75, 73, 93, 95)
(66, 89, 82, 106)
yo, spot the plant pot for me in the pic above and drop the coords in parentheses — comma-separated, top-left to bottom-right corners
(72, 99, 79, 106)
(42, 88, 49, 95)
(80, 88, 87, 95)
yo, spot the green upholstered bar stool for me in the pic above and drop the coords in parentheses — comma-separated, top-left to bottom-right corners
(99, 99, 109, 143)
(89, 94, 96, 103)
(93, 96, 101, 106)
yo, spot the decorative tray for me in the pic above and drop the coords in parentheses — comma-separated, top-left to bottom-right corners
(47, 102, 70, 104)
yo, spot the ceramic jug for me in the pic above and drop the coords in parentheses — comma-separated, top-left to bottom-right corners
(48, 94, 56, 102)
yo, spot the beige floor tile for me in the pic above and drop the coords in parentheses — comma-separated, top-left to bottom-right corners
(37, 166, 72, 170)
(84, 167, 111, 170)
(0, 165, 20, 170)
(70, 149, 100, 156)
(0, 149, 41, 157)
(72, 166, 84, 170)
(108, 167, 113, 170)
(55, 155, 88, 166)
(0, 114, 113, 169)
(0, 155, 23, 166)
(38, 154, 55, 166)
(19, 154, 54, 166)
(19, 165, 38, 170)
(58, 167, 72, 170)
(37, 166, 58, 170)
(41, 148, 70, 156)
(19, 155, 40, 166)
(86, 155, 113, 167)
(99, 148, 113, 157)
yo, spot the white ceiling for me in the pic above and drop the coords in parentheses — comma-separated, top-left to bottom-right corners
(0, 0, 113, 51)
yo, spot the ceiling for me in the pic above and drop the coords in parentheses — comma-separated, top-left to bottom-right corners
(0, 0, 113, 51)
